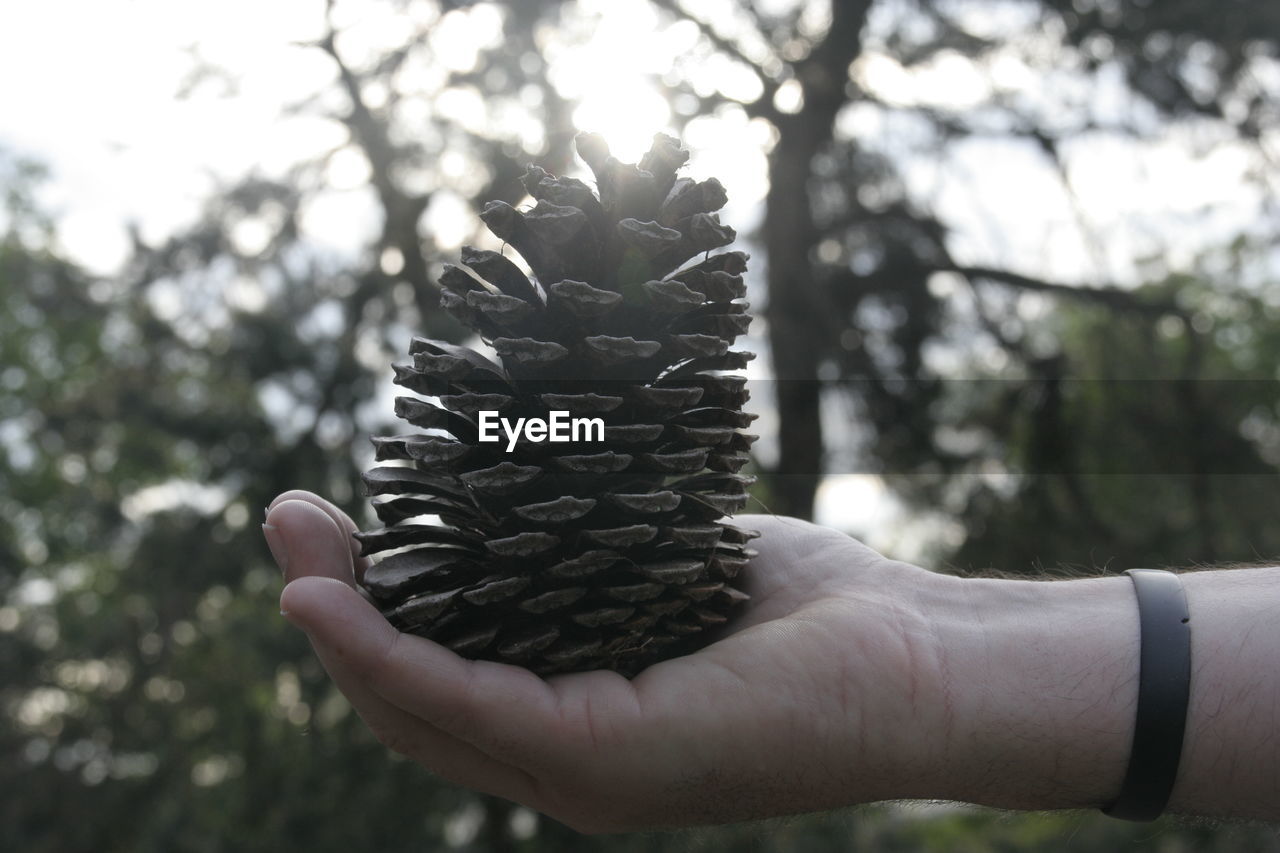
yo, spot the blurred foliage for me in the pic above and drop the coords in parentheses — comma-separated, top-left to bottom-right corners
(3, 0, 1280, 850)
(0, 149, 468, 853)
(725, 0, 1280, 518)
(939, 263, 1280, 574)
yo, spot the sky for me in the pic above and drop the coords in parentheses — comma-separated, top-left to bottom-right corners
(5, 0, 1270, 280)
(2, 0, 1276, 562)
(0, 0, 338, 271)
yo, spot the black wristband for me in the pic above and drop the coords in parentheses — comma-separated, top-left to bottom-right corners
(1102, 568, 1192, 822)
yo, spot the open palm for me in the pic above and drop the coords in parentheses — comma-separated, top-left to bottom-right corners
(265, 491, 937, 832)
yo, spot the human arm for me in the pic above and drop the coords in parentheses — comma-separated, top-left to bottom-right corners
(263, 491, 1280, 829)
(923, 566, 1280, 820)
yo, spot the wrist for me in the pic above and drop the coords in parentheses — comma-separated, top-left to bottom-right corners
(907, 571, 1140, 811)
(1164, 567, 1280, 820)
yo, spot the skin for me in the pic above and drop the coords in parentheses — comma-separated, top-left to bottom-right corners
(264, 491, 1280, 830)
(263, 491, 946, 832)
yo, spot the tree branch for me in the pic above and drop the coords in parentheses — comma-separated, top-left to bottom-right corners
(647, 0, 782, 122)
(941, 263, 1184, 317)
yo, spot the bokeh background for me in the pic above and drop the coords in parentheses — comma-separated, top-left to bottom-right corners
(3, 0, 1280, 849)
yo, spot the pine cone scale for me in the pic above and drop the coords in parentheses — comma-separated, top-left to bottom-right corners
(359, 133, 759, 677)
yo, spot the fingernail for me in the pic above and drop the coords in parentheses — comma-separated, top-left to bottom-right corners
(262, 522, 289, 573)
(279, 586, 304, 628)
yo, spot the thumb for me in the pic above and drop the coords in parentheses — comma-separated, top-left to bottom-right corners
(266, 499, 358, 587)
(279, 575, 388, 639)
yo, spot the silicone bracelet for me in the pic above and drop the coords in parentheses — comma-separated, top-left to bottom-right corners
(1102, 568, 1191, 822)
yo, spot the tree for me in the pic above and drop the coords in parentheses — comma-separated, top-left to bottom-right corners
(647, 0, 1280, 518)
(941, 255, 1280, 574)
(7, 0, 1280, 849)
(0, 149, 426, 852)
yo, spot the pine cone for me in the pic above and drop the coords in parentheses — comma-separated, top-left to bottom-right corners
(356, 132, 758, 677)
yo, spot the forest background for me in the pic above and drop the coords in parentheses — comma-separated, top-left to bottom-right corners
(3, 0, 1279, 849)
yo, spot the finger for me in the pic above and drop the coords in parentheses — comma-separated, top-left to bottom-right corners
(265, 499, 358, 587)
(283, 578, 538, 803)
(281, 575, 564, 771)
(268, 489, 371, 580)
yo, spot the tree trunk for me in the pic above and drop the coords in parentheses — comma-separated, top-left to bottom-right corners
(763, 0, 873, 519)
(764, 129, 824, 519)
(478, 796, 516, 853)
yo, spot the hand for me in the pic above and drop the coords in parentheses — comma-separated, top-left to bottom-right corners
(263, 491, 946, 832)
